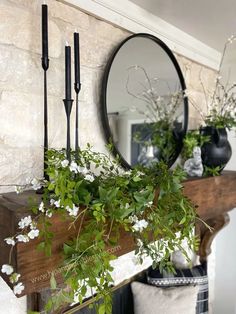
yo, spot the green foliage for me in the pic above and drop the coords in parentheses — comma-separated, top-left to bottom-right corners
(182, 130, 210, 161)
(203, 165, 223, 177)
(33, 145, 198, 313)
(205, 108, 236, 130)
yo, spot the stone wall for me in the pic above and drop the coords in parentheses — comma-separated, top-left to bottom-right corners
(0, 0, 217, 313)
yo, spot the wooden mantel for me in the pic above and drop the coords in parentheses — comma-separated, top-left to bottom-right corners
(0, 171, 236, 299)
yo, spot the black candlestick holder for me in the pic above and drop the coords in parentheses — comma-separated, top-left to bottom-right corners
(74, 82, 81, 161)
(63, 99, 74, 162)
(42, 57, 49, 182)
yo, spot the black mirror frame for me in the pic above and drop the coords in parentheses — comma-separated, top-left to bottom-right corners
(101, 33, 188, 169)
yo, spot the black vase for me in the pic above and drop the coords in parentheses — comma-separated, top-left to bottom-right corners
(200, 126, 232, 170)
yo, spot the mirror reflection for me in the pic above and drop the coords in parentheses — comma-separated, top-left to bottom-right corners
(103, 34, 188, 168)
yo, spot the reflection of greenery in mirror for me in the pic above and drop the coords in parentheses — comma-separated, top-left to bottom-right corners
(101, 33, 188, 169)
(126, 65, 185, 166)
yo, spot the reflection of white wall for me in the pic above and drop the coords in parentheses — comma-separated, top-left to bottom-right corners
(212, 130, 236, 314)
(107, 36, 181, 115)
(117, 117, 145, 164)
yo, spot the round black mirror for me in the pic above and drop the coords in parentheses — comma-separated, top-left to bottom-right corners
(101, 33, 188, 169)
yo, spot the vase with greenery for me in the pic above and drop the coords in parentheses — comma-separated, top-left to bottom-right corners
(185, 36, 236, 172)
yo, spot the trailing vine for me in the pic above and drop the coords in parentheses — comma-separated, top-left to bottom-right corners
(2, 145, 199, 314)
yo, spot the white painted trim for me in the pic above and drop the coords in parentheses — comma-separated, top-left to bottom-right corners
(60, 0, 221, 70)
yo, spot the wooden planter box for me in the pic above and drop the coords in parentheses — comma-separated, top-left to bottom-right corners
(0, 171, 236, 297)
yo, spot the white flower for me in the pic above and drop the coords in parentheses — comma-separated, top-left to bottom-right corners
(10, 272, 21, 284)
(1, 264, 14, 275)
(50, 199, 55, 206)
(129, 215, 138, 223)
(136, 171, 145, 177)
(39, 201, 45, 213)
(31, 178, 42, 190)
(79, 167, 89, 174)
(66, 204, 79, 217)
(61, 159, 69, 168)
(14, 186, 24, 194)
(18, 216, 32, 229)
(16, 235, 29, 243)
(13, 282, 24, 295)
(54, 199, 61, 208)
(69, 161, 79, 173)
(46, 210, 52, 218)
(144, 201, 153, 208)
(125, 203, 130, 209)
(28, 229, 39, 240)
(84, 174, 95, 182)
(4, 238, 15, 246)
(136, 239, 143, 247)
(132, 219, 148, 232)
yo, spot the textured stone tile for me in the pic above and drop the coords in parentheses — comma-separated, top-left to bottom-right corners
(0, 145, 43, 192)
(50, 0, 90, 30)
(0, 3, 61, 58)
(91, 17, 128, 43)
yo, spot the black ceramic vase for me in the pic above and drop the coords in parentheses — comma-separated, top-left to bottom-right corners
(200, 126, 232, 170)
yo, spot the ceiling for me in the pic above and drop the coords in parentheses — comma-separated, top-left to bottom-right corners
(130, 0, 236, 52)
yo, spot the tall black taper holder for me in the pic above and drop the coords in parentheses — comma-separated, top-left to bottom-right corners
(63, 99, 74, 162)
(42, 4, 49, 184)
(74, 83, 81, 160)
(74, 32, 81, 161)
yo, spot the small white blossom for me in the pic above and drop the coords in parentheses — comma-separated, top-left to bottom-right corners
(31, 178, 42, 190)
(28, 229, 39, 240)
(137, 239, 143, 247)
(4, 238, 15, 246)
(18, 216, 32, 229)
(145, 201, 153, 208)
(79, 167, 89, 174)
(136, 171, 145, 177)
(13, 282, 24, 295)
(14, 186, 24, 194)
(16, 235, 29, 243)
(69, 161, 79, 173)
(66, 204, 79, 217)
(46, 210, 52, 218)
(125, 203, 130, 209)
(129, 215, 138, 223)
(1, 264, 14, 275)
(61, 159, 69, 168)
(38, 201, 45, 213)
(84, 174, 95, 182)
(50, 199, 55, 206)
(132, 219, 148, 232)
(54, 199, 61, 208)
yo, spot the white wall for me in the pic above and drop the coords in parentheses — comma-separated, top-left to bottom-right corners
(212, 130, 236, 314)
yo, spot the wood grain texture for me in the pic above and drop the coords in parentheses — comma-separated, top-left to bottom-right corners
(0, 171, 236, 296)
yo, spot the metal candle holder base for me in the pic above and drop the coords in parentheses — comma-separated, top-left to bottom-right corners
(63, 99, 74, 162)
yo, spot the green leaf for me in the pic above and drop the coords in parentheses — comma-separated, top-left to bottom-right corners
(98, 303, 106, 314)
(50, 273, 57, 290)
(63, 243, 74, 256)
(36, 242, 45, 251)
(133, 176, 142, 182)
